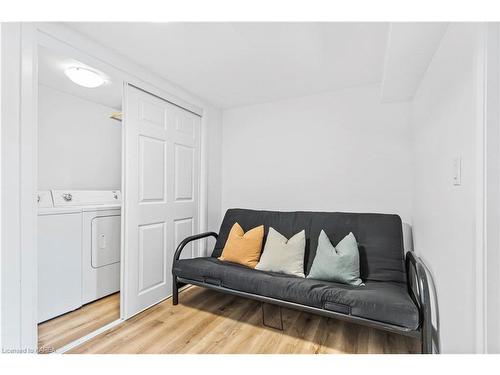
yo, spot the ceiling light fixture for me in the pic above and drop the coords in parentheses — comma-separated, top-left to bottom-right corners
(64, 67, 106, 88)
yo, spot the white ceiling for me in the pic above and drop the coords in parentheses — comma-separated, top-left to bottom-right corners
(381, 23, 448, 102)
(66, 22, 390, 109)
(38, 46, 123, 110)
(63, 22, 448, 109)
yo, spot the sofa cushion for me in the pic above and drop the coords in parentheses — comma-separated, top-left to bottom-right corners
(173, 257, 419, 330)
(219, 223, 264, 268)
(212, 209, 407, 284)
(255, 228, 306, 277)
(307, 231, 363, 286)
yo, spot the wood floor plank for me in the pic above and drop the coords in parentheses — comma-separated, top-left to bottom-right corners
(38, 293, 120, 352)
(69, 286, 420, 354)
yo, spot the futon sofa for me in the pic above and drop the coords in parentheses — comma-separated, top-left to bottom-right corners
(172, 209, 434, 353)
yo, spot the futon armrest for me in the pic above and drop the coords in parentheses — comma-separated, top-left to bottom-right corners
(173, 232, 219, 261)
(406, 251, 436, 353)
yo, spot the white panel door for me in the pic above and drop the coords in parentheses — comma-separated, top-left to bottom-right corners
(122, 84, 200, 318)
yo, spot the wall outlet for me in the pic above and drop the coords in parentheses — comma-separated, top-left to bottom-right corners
(452, 156, 462, 186)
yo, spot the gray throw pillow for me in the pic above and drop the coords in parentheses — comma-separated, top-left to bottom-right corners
(255, 227, 306, 277)
(307, 230, 363, 286)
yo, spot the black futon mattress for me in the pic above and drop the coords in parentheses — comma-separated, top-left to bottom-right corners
(173, 209, 419, 330)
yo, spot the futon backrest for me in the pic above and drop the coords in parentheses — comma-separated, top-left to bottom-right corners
(211, 209, 407, 284)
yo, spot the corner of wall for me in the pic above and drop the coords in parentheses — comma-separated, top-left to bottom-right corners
(205, 105, 223, 252)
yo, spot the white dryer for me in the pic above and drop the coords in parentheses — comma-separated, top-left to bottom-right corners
(51, 190, 122, 305)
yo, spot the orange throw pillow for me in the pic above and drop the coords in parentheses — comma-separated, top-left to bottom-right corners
(219, 223, 264, 268)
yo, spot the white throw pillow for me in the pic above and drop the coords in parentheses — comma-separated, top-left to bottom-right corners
(255, 227, 306, 277)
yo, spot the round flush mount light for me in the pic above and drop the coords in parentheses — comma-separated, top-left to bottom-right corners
(64, 67, 106, 88)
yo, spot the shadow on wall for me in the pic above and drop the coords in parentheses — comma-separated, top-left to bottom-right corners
(403, 222, 441, 353)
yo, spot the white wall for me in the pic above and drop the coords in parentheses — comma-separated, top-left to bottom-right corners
(222, 84, 413, 224)
(38, 84, 121, 190)
(411, 23, 480, 353)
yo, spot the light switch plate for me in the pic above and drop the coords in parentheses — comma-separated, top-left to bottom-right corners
(453, 156, 462, 186)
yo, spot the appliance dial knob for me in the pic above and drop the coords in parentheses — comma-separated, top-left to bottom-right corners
(62, 193, 73, 202)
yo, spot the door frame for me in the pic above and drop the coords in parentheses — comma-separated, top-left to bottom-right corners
(1, 22, 210, 351)
(481, 22, 500, 353)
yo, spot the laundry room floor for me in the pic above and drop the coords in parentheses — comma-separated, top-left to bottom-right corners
(68, 287, 420, 354)
(38, 292, 120, 353)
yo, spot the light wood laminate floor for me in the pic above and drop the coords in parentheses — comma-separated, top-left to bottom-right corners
(69, 287, 420, 354)
(38, 293, 120, 353)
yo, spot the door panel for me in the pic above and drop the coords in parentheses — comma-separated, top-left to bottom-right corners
(138, 222, 166, 293)
(140, 100, 166, 128)
(174, 144, 194, 201)
(139, 136, 166, 202)
(123, 84, 200, 318)
(176, 115, 195, 137)
(174, 218, 195, 260)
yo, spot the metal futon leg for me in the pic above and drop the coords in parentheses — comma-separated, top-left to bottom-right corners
(172, 276, 179, 305)
(261, 302, 284, 331)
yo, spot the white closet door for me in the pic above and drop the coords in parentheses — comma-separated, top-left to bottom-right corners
(122, 84, 200, 319)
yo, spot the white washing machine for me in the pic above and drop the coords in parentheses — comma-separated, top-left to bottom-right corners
(38, 191, 82, 323)
(51, 190, 122, 305)
(37, 190, 121, 323)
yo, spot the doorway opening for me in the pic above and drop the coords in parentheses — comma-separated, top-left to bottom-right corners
(36, 45, 123, 353)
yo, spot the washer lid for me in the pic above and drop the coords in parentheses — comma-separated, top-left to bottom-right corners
(52, 190, 121, 207)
